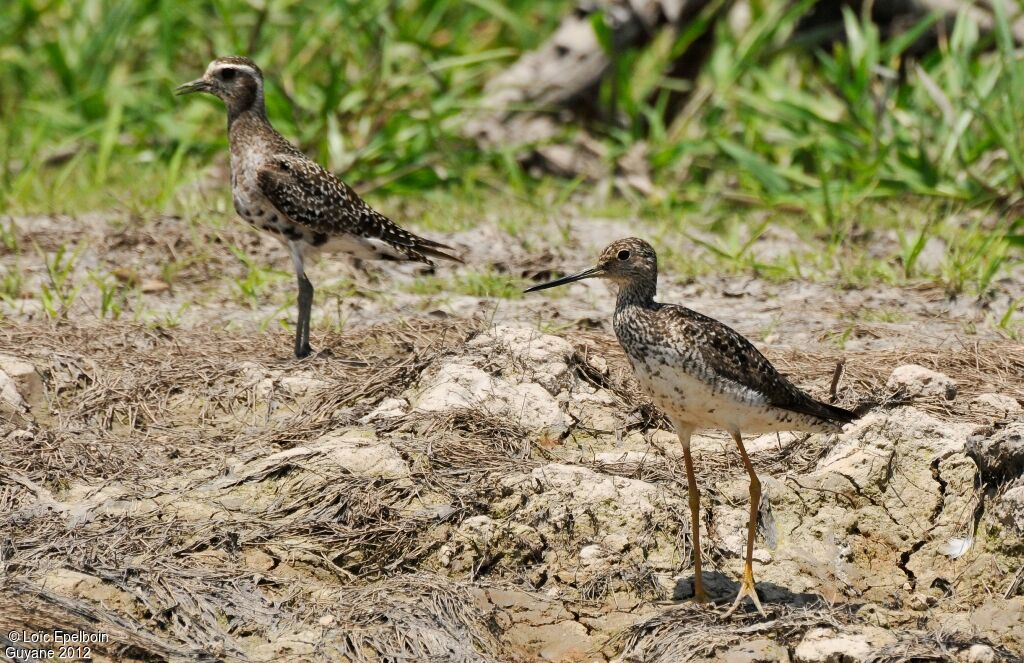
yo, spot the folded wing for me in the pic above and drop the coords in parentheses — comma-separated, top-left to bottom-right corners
(257, 153, 461, 264)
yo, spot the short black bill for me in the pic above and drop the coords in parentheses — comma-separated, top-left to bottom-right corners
(175, 79, 209, 95)
(524, 266, 603, 293)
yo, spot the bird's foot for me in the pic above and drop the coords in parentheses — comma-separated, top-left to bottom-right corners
(722, 573, 766, 618)
(655, 579, 714, 609)
(294, 344, 314, 359)
(692, 586, 713, 606)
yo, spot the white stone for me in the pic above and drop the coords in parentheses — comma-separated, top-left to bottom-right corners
(579, 544, 607, 564)
(966, 644, 996, 663)
(886, 364, 957, 400)
(360, 397, 408, 423)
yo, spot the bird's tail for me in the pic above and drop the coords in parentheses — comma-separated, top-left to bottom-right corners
(368, 208, 464, 264)
(796, 394, 858, 430)
(821, 401, 857, 424)
(414, 236, 464, 264)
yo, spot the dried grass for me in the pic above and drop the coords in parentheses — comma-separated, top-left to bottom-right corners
(1, 317, 1021, 660)
(612, 603, 1018, 663)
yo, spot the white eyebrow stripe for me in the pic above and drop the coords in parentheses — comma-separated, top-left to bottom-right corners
(208, 62, 261, 79)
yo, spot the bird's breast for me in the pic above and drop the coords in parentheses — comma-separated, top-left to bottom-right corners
(228, 149, 295, 240)
(626, 350, 807, 433)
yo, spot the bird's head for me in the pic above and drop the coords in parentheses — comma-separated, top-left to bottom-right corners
(524, 237, 658, 293)
(176, 56, 265, 114)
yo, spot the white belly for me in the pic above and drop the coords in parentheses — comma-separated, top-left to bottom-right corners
(629, 355, 818, 434)
(317, 234, 405, 261)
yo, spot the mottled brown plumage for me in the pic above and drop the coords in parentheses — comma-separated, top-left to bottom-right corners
(176, 56, 460, 357)
(526, 237, 856, 617)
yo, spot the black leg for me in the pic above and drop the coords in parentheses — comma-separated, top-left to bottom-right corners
(295, 273, 314, 358)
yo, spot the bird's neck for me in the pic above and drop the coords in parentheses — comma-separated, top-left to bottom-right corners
(227, 90, 267, 127)
(615, 279, 657, 309)
(227, 105, 273, 144)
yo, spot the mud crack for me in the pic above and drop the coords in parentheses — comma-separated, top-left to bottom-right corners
(896, 457, 950, 590)
(929, 456, 948, 523)
(897, 540, 926, 589)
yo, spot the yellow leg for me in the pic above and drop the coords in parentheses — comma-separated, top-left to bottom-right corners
(723, 430, 767, 618)
(676, 422, 710, 604)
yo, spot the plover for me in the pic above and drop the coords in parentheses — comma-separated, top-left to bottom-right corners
(525, 237, 855, 616)
(176, 56, 461, 358)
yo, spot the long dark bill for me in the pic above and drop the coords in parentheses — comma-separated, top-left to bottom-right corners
(175, 79, 210, 95)
(524, 266, 603, 293)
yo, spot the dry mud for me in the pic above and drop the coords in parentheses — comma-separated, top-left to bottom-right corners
(1, 211, 1023, 662)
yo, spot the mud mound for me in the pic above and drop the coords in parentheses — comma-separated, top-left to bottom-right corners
(1, 319, 1022, 661)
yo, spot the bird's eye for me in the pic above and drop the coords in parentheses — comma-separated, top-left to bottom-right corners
(617, 249, 631, 261)
(220, 68, 237, 81)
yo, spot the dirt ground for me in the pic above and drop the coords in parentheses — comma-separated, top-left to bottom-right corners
(1, 208, 1023, 662)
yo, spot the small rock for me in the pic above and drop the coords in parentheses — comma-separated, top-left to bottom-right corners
(243, 548, 276, 572)
(0, 354, 43, 405)
(584, 354, 608, 375)
(971, 393, 1022, 418)
(0, 369, 28, 415)
(967, 423, 1024, 483)
(965, 644, 996, 663)
(939, 537, 973, 559)
(794, 626, 897, 663)
(360, 397, 408, 423)
(579, 544, 608, 566)
(602, 533, 629, 553)
(908, 592, 937, 611)
(886, 364, 957, 400)
(317, 614, 335, 627)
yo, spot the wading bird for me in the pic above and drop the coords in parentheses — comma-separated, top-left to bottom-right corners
(525, 237, 855, 616)
(177, 57, 460, 358)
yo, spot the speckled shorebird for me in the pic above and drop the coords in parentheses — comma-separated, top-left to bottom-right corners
(176, 56, 460, 358)
(525, 238, 855, 616)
